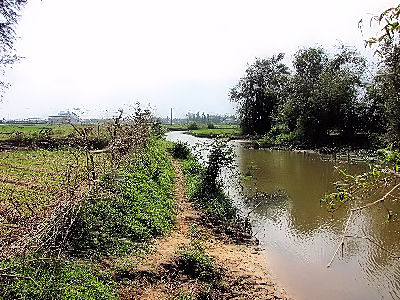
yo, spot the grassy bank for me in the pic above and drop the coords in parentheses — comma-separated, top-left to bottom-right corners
(187, 127, 241, 138)
(165, 123, 241, 139)
(67, 139, 176, 256)
(171, 141, 237, 224)
(0, 138, 176, 298)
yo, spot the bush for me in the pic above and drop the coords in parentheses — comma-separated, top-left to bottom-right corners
(171, 142, 191, 159)
(207, 123, 215, 129)
(181, 140, 237, 221)
(187, 122, 199, 130)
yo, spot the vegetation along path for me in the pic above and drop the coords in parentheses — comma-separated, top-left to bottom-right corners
(120, 157, 290, 299)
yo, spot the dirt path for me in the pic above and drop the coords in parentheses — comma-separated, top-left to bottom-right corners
(120, 158, 291, 299)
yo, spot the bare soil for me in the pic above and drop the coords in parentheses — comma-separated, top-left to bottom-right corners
(119, 158, 291, 299)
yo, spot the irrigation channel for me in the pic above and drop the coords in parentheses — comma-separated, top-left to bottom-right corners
(166, 131, 400, 300)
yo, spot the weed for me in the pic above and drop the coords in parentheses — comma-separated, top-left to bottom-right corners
(0, 255, 117, 300)
(176, 292, 195, 300)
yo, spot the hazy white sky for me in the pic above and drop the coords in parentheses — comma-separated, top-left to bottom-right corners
(0, 0, 398, 119)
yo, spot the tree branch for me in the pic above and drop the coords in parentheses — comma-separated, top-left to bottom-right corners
(327, 182, 400, 268)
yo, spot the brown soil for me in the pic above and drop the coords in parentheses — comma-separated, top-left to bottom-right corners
(119, 158, 291, 300)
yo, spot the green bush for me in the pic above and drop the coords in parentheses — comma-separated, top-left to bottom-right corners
(181, 140, 237, 221)
(171, 142, 191, 159)
(207, 123, 215, 129)
(0, 256, 116, 300)
(187, 122, 199, 130)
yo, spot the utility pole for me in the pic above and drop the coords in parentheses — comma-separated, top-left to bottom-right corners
(170, 108, 173, 126)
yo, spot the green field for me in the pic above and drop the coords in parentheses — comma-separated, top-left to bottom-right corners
(0, 149, 110, 219)
(0, 124, 74, 140)
(0, 124, 111, 142)
(187, 125, 241, 138)
(164, 123, 241, 138)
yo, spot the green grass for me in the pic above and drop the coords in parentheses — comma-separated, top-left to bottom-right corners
(179, 148, 236, 222)
(0, 124, 77, 141)
(65, 139, 176, 256)
(0, 149, 110, 219)
(187, 126, 241, 138)
(0, 255, 117, 300)
(0, 124, 110, 150)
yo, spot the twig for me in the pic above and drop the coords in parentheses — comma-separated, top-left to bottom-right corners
(327, 182, 400, 268)
(344, 235, 400, 259)
(0, 223, 18, 228)
(351, 183, 400, 212)
(326, 211, 353, 268)
(246, 201, 263, 218)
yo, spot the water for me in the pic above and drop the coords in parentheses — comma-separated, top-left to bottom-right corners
(166, 131, 400, 300)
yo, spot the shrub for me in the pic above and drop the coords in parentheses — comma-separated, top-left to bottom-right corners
(182, 139, 237, 221)
(187, 122, 199, 130)
(207, 123, 215, 129)
(171, 142, 191, 159)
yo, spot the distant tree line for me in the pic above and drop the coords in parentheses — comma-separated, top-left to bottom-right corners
(230, 6, 400, 148)
(185, 112, 236, 124)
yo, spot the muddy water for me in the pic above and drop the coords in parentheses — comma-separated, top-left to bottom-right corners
(166, 131, 400, 300)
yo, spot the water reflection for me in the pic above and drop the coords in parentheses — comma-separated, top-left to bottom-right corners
(166, 132, 400, 300)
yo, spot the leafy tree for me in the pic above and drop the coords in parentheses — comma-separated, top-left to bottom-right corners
(229, 54, 289, 135)
(364, 4, 400, 146)
(281, 47, 366, 144)
(0, 0, 26, 98)
(324, 6, 400, 268)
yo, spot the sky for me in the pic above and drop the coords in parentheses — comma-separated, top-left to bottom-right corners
(0, 0, 398, 120)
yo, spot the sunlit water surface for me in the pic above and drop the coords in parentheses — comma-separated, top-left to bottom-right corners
(166, 131, 400, 300)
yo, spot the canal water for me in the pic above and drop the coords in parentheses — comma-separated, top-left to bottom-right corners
(166, 131, 400, 300)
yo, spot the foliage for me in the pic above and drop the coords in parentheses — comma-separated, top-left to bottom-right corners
(0, 0, 26, 98)
(207, 122, 215, 129)
(364, 5, 400, 56)
(64, 139, 175, 256)
(187, 122, 199, 130)
(171, 141, 191, 159)
(201, 139, 235, 193)
(180, 156, 203, 198)
(322, 147, 400, 213)
(281, 46, 366, 144)
(0, 255, 117, 299)
(363, 5, 400, 146)
(230, 54, 289, 135)
(181, 139, 237, 221)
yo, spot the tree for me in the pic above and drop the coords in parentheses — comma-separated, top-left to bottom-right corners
(323, 6, 400, 268)
(364, 5, 400, 146)
(0, 0, 26, 98)
(229, 54, 289, 135)
(281, 47, 366, 145)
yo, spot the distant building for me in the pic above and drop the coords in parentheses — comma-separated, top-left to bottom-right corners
(48, 111, 80, 124)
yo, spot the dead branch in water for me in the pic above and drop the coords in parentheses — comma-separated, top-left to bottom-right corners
(326, 182, 400, 268)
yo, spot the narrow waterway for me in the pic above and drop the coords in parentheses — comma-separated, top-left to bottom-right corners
(166, 131, 400, 300)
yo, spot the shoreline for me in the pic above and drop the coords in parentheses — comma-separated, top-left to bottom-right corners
(120, 157, 291, 299)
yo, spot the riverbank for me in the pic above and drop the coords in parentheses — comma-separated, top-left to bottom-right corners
(173, 127, 378, 162)
(120, 156, 290, 299)
(0, 136, 290, 299)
